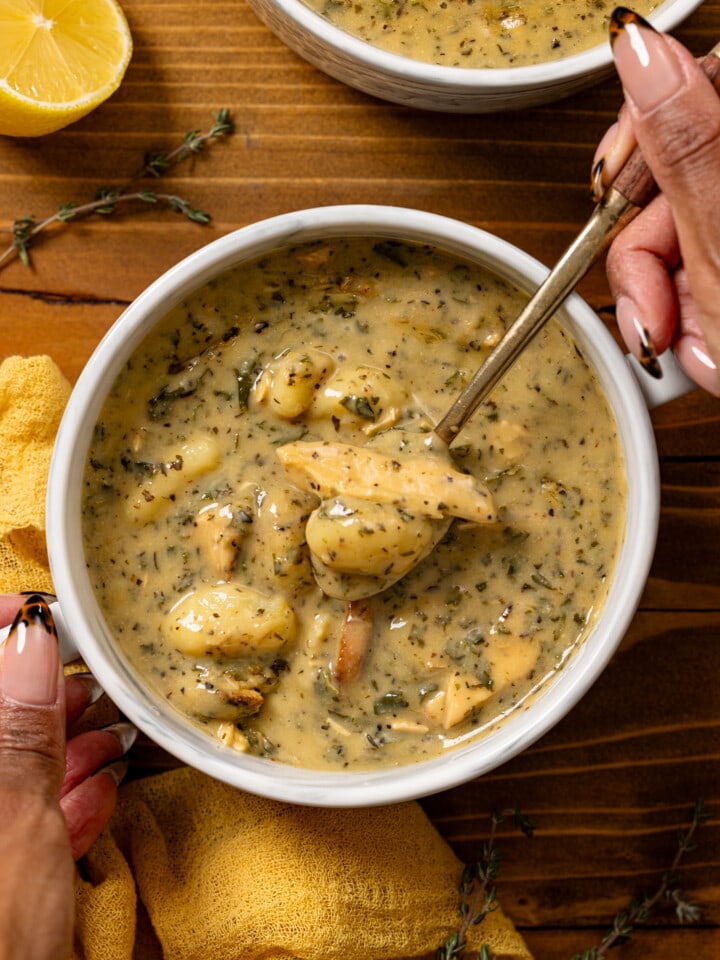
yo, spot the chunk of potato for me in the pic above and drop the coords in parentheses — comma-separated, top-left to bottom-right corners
(277, 440, 496, 523)
(166, 583, 296, 657)
(487, 633, 539, 689)
(423, 672, 493, 729)
(126, 435, 221, 523)
(216, 722, 250, 752)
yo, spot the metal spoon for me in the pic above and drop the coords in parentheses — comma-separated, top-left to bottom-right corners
(310, 41, 720, 601)
(435, 41, 720, 446)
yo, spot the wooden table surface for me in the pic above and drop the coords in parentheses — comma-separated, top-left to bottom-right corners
(1, 1, 719, 957)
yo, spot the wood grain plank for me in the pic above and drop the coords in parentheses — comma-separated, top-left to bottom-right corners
(520, 928, 720, 960)
(1, 1, 719, 951)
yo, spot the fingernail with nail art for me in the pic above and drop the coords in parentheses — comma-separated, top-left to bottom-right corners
(19, 591, 57, 602)
(610, 7, 685, 113)
(637, 326, 663, 379)
(615, 296, 663, 379)
(1, 595, 60, 706)
(591, 109, 637, 199)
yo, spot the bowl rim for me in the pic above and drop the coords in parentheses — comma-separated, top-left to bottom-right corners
(47, 204, 659, 806)
(248, 0, 704, 90)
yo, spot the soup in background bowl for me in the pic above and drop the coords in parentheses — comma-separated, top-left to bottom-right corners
(299, 0, 660, 70)
(245, 0, 704, 111)
(48, 205, 665, 806)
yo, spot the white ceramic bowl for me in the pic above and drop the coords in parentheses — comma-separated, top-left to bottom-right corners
(47, 205, 677, 806)
(246, 0, 703, 112)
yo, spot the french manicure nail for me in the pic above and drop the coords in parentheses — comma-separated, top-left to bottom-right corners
(591, 156, 605, 200)
(609, 6, 658, 43)
(616, 295, 663, 379)
(610, 8, 685, 113)
(97, 758, 129, 787)
(637, 326, 662, 379)
(101, 720, 138, 755)
(591, 119, 620, 198)
(592, 109, 637, 199)
(68, 672, 105, 706)
(1, 595, 60, 706)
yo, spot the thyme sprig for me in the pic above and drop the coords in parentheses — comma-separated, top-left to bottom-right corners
(438, 801, 706, 960)
(1, 108, 234, 269)
(571, 798, 708, 960)
(437, 809, 535, 960)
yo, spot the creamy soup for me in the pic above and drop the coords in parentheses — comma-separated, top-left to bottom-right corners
(301, 0, 658, 69)
(82, 237, 625, 770)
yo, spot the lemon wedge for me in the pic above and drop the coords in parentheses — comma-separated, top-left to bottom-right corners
(0, 0, 132, 137)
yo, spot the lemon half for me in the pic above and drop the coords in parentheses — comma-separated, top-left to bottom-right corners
(0, 0, 132, 137)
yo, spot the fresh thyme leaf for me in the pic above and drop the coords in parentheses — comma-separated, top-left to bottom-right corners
(143, 152, 172, 178)
(11, 215, 34, 266)
(0, 109, 234, 270)
(210, 107, 233, 137)
(57, 202, 77, 222)
(513, 809, 535, 838)
(142, 108, 234, 178)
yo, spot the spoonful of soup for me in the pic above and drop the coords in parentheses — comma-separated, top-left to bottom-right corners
(287, 36, 720, 604)
(258, 351, 497, 602)
(276, 426, 496, 601)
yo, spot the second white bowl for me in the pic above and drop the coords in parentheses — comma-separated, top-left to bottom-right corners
(247, 0, 704, 112)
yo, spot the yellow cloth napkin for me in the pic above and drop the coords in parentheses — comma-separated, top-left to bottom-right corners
(74, 766, 532, 960)
(0, 356, 531, 960)
(0, 354, 71, 592)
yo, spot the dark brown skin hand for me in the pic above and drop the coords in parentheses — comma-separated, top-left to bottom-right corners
(594, 11, 720, 395)
(0, 594, 133, 960)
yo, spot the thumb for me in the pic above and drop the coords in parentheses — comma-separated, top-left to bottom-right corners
(0, 596, 65, 801)
(610, 10, 720, 366)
